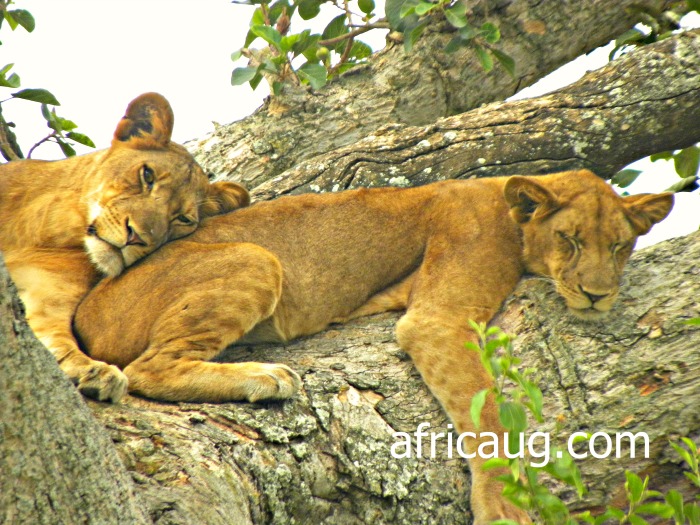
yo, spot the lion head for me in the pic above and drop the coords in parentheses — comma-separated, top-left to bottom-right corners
(83, 93, 248, 276)
(504, 170, 674, 320)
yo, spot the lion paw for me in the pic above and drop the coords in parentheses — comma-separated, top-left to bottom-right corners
(244, 364, 301, 403)
(77, 362, 129, 403)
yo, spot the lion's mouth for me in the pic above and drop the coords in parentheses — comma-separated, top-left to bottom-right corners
(568, 306, 609, 321)
(84, 235, 127, 277)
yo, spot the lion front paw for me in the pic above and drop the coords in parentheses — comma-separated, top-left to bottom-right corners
(244, 363, 302, 403)
(77, 362, 129, 402)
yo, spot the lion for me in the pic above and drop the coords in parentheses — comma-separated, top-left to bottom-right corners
(0, 92, 248, 402)
(74, 169, 673, 524)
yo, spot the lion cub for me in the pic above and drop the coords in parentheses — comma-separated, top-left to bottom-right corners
(74, 169, 672, 524)
(0, 93, 249, 402)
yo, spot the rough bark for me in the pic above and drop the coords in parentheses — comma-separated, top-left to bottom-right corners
(187, 0, 678, 190)
(80, 232, 699, 525)
(0, 257, 147, 525)
(238, 29, 700, 200)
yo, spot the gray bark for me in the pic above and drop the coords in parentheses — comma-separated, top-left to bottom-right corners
(0, 257, 147, 525)
(82, 232, 699, 525)
(187, 0, 679, 190)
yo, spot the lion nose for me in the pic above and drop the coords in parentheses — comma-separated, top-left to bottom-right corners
(580, 287, 609, 304)
(125, 221, 146, 246)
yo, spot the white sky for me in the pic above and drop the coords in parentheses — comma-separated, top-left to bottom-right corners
(2, 0, 698, 247)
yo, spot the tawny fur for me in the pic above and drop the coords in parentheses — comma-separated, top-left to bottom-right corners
(0, 93, 249, 402)
(74, 169, 673, 524)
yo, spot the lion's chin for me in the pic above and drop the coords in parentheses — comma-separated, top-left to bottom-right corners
(567, 307, 609, 321)
(84, 237, 126, 277)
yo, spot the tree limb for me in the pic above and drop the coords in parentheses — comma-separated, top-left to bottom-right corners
(245, 29, 700, 200)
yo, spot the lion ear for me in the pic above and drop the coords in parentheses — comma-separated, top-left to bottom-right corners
(200, 181, 251, 217)
(112, 92, 174, 150)
(623, 192, 674, 235)
(504, 176, 561, 223)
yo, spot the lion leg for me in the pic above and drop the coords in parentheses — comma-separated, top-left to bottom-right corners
(395, 237, 530, 525)
(83, 242, 301, 403)
(5, 249, 128, 402)
(334, 272, 415, 323)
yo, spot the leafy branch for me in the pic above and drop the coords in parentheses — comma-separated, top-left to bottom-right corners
(230, 0, 514, 95)
(0, 1, 94, 161)
(468, 322, 700, 525)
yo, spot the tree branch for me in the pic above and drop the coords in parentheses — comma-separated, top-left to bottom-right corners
(248, 29, 700, 201)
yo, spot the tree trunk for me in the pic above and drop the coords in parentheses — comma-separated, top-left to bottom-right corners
(187, 0, 680, 190)
(79, 231, 699, 524)
(0, 257, 147, 525)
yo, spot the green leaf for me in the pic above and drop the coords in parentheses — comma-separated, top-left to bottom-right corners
(54, 116, 77, 132)
(414, 1, 437, 16)
(445, 6, 468, 28)
(291, 30, 318, 56)
(66, 132, 95, 148)
(231, 66, 258, 86)
(674, 146, 700, 179)
(58, 139, 76, 158)
(386, 0, 419, 30)
(358, 0, 375, 15)
(665, 175, 698, 193)
(474, 44, 493, 72)
(272, 81, 284, 96)
(665, 490, 685, 523)
(0, 72, 20, 88)
(7, 9, 35, 32)
(349, 40, 372, 60)
(481, 457, 510, 470)
(11, 88, 60, 105)
(470, 389, 488, 429)
(0, 63, 14, 76)
(251, 7, 265, 26)
(498, 402, 527, 433)
(403, 19, 428, 52)
(399, 0, 419, 18)
(251, 25, 283, 50)
(491, 48, 516, 77)
(615, 28, 645, 47)
(298, 0, 322, 20)
(481, 22, 500, 44)
(635, 502, 675, 518)
(612, 168, 642, 188)
(627, 515, 649, 525)
(249, 72, 264, 90)
(4, 11, 18, 30)
(685, 503, 700, 525)
(322, 14, 348, 42)
(650, 150, 674, 162)
(297, 62, 327, 90)
(625, 471, 645, 504)
(280, 33, 300, 53)
(231, 49, 243, 62)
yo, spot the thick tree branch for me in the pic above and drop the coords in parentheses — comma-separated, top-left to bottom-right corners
(0, 259, 147, 525)
(247, 29, 700, 201)
(188, 0, 677, 190)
